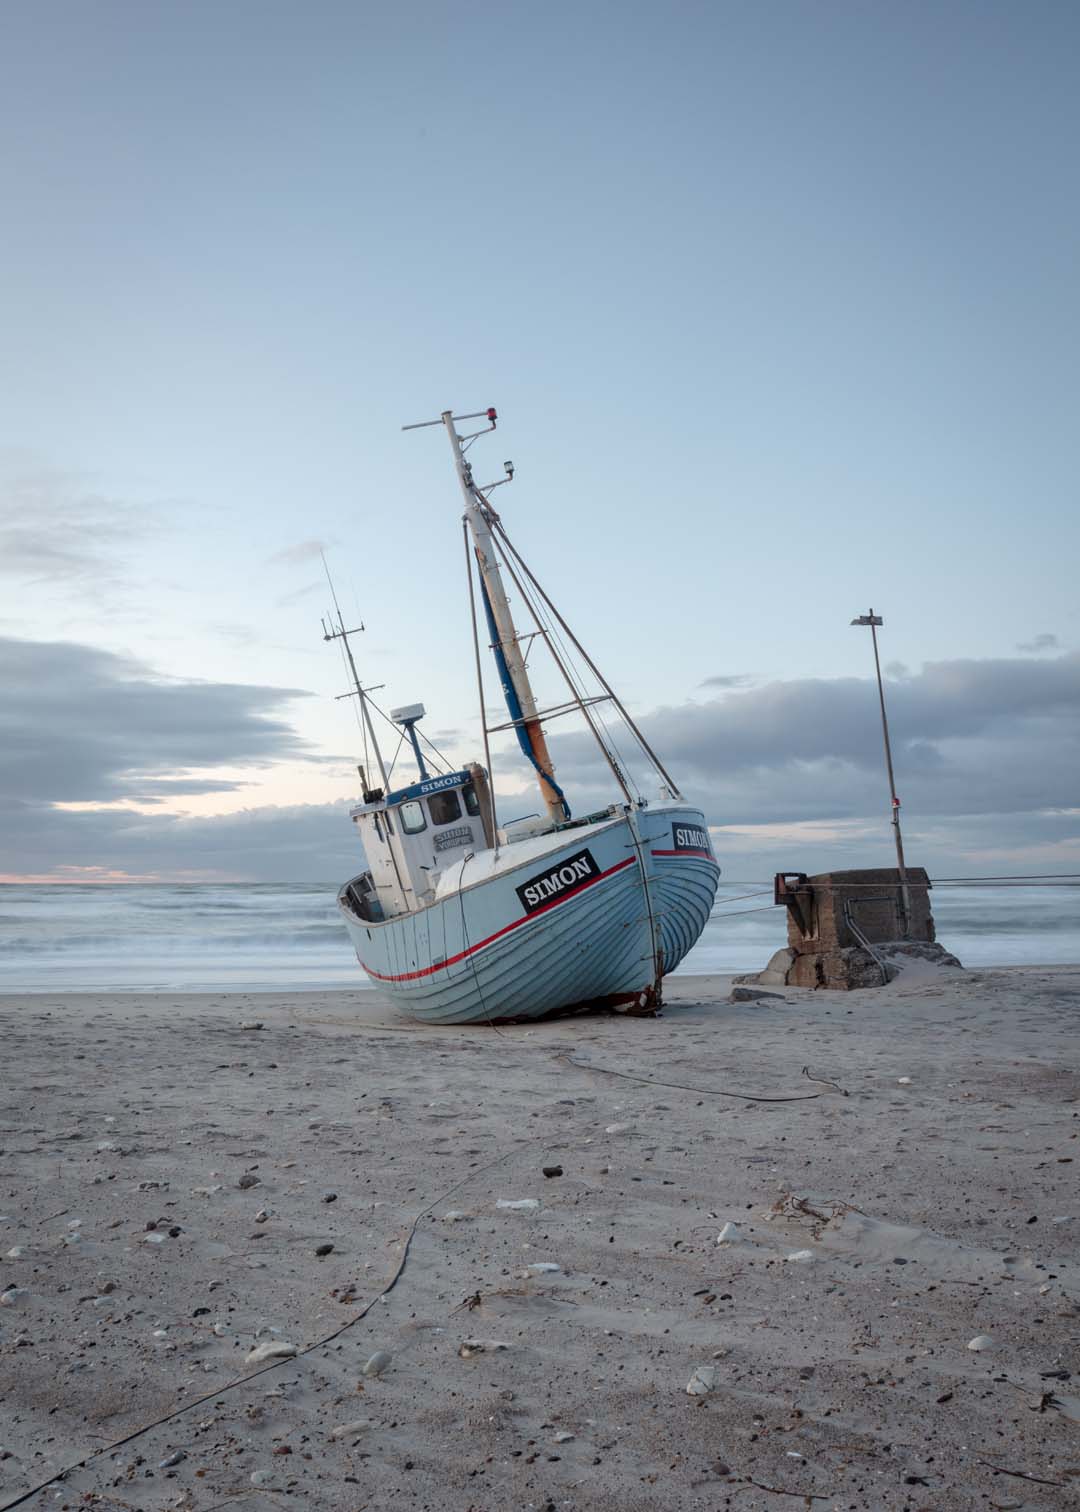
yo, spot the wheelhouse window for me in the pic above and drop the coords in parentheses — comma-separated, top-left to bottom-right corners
(462, 783, 481, 817)
(428, 789, 462, 826)
(399, 800, 427, 835)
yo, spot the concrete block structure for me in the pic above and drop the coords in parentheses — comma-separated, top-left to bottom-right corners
(764, 866, 950, 990)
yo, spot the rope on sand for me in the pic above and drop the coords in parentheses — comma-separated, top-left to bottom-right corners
(0, 1145, 521, 1512)
(557, 1052, 848, 1101)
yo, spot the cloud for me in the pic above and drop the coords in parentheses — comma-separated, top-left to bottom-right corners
(0, 458, 157, 597)
(1016, 632, 1060, 654)
(267, 539, 333, 567)
(4, 642, 1077, 882)
(0, 795, 363, 884)
(0, 635, 312, 808)
(699, 674, 751, 689)
(274, 581, 324, 609)
(541, 653, 1080, 867)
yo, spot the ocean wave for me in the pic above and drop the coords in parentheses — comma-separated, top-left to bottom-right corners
(0, 881, 1075, 991)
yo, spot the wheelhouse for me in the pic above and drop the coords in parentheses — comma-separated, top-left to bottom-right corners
(344, 763, 494, 922)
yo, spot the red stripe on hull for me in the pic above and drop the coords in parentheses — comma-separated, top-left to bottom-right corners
(650, 847, 717, 862)
(360, 855, 637, 983)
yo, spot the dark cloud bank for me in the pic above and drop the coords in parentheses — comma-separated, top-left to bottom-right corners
(1, 634, 1077, 881)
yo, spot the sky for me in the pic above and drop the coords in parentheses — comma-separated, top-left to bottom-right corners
(1, 0, 1077, 882)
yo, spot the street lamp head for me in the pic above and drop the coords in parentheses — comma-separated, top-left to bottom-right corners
(851, 613, 883, 627)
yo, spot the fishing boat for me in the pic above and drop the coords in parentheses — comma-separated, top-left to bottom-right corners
(331, 408, 719, 1023)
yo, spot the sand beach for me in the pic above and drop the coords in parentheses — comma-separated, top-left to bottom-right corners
(1, 965, 1078, 1511)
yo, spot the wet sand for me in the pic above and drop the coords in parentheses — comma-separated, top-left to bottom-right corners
(1, 965, 1078, 1511)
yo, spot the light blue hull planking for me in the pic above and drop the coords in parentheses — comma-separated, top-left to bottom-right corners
(337, 805, 719, 1024)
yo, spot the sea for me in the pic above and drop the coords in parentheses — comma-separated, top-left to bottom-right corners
(0, 879, 1076, 993)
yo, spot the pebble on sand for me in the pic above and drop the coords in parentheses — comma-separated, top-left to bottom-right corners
(686, 1365, 717, 1396)
(245, 1340, 299, 1366)
(967, 1334, 996, 1351)
(331, 1419, 371, 1440)
(237, 1173, 261, 1190)
(785, 1249, 815, 1262)
(496, 1198, 540, 1211)
(361, 1349, 392, 1377)
(716, 1222, 739, 1244)
(459, 1338, 512, 1357)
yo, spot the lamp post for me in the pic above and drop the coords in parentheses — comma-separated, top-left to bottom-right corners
(851, 609, 910, 936)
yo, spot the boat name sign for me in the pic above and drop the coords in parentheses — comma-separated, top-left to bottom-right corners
(384, 769, 471, 806)
(672, 822, 712, 854)
(516, 848, 599, 914)
(434, 825, 473, 853)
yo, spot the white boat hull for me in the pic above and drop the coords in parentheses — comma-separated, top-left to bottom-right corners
(338, 804, 718, 1024)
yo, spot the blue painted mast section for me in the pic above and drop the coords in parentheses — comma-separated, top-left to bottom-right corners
(477, 573, 570, 818)
(438, 410, 570, 826)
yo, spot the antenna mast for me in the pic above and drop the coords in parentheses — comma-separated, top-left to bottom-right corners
(320, 557, 389, 791)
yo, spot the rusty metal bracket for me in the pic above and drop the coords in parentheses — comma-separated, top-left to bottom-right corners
(774, 872, 812, 937)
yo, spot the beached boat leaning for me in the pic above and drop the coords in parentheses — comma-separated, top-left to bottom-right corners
(331, 408, 719, 1023)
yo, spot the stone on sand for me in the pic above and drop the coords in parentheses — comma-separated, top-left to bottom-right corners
(245, 1340, 299, 1366)
(331, 1419, 372, 1440)
(686, 1365, 717, 1396)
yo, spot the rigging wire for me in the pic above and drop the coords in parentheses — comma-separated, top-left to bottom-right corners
(319, 552, 451, 781)
(491, 526, 643, 803)
(457, 850, 509, 1037)
(363, 692, 452, 777)
(928, 874, 1080, 885)
(485, 508, 683, 798)
(535, 605, 642, 802)
(784, 875, 1080, 891)
(485, 520, 638, 805)
(384, 729, 406, 785)
(708, 875, 1080, 925)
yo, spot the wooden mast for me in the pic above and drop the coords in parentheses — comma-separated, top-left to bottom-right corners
(441, 411, 566, 826)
